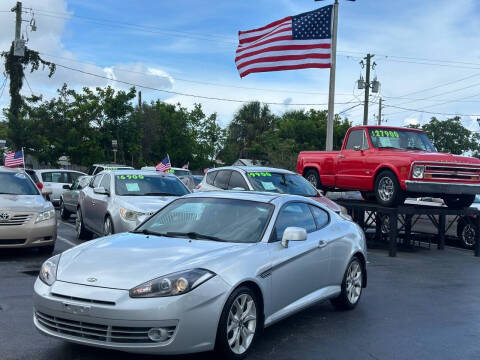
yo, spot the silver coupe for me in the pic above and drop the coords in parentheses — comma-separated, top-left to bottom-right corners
(33, 191, 367, 359)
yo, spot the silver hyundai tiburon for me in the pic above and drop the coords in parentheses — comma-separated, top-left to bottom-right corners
(33, 191, 367, 359)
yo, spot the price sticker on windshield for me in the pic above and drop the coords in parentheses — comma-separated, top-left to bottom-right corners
(371, 129, 399, 138)
(247, 172, 272, 177)
(116, 175, 144, 180)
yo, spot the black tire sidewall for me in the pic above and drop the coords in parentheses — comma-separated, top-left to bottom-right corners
(375, 170, 402, 207)
(305, 169, 320, 189)
(332, 257, 363, 310)
(458, 218, 476, 249)
(104, 216, 114, 236)
(60, 200, 70, 219)
(215, 286, 261, 360)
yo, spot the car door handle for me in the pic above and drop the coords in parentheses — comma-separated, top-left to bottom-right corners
(318, 240, 327, 248)
(338, 154, 345, 159)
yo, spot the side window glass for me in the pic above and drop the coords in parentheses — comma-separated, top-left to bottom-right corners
(100, 174, 110, 191)
(309, 205, 329, 229)
(206, 171, 217, 185)
(92, 174, 103, 188)
(213, 171, 232, 190)
(362, 131, 369, 150)
(228, 171, 248, 190)
(273, 203, 317, 242)
(345, 130, 363, 150)
(71, 179, 80, 190)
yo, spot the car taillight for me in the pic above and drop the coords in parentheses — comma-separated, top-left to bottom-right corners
(36, 182, 43, 190)
(195, 185, 201, 189)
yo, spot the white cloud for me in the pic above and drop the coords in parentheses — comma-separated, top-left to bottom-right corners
(403, 117, 419, 127)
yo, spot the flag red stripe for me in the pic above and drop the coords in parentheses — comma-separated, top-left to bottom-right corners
(236, 35, 294, 54)
(235, 43, 331, 62)
(239, 63, 331, 78)
(236, 53, 331, 70)
(238, 16, 291, 36)
(239, 25, 292, 45)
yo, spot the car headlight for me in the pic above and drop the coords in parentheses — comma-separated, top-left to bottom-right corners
(412, 165, 425, 179)
(339, 205, 348, 215)
(35, 209, 55, 223)
(129, 269, 215, 298)
(120, 207, 145, 221)
(39, 254, 60, 286)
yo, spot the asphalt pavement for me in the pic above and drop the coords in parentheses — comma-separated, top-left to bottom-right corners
(1, 212, 480, 360)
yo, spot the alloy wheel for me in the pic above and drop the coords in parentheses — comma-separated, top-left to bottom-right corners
(346, 261, 362, 304)
(462, 224, 476, 247)
(104, 217, 113, 236)
(60, 201, 65, 216)
(307, 174, 317, 187)
(75, 209, 82, 235)
(226, 293, 257, 355)
(378, 177, 394, 202)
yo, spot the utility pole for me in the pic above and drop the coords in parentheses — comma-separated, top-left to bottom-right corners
(377, 97, 382, 125)
(363, 53, 373, 125)
(325, 0, 339, 151)
(13, 2, 22, 40)
(138, 90, 142, 109)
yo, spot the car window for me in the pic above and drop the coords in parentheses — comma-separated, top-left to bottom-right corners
(114, 174, 189, 196)
(309, 205, 329, 229)
(87, 166, 95, 175)
(228, 171, 249, 190)
(206, 171, 217, 185)
(68, 172, 84, 183)
(78, 177, 90, 189)
(213, 170, 232, 190)
(41, 171, 70, 183)
(247, 172, 317, 196)
(93, 166, 104, 175)
(71, 178, 80, 190)
(273, 202, 317, 242)
(345, 130, 364, 150)
(100, 174, 111, 191)
(91, 174, 103, 188)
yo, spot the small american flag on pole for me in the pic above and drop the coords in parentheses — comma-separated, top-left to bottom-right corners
(4, 149, 24, 167)
(155, 155, 171, 172)
(235, 5, 332, 78)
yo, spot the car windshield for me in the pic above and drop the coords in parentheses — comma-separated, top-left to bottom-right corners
(115, 174, 189, 196)
(247, 172, 317, 196)
(369, 128, 436, 152)
(0, 172, 39, 195)
(167, 169, 191, 176)
(135, 197, 273, 243)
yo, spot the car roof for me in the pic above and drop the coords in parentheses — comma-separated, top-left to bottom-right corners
(0, 166, 22, 174)
(92, 163, 132, 167)
(99, 169, 177, 177)
(183, 190, 306, 203)
(209, 166, 295, 175)
(34, 169, 86, 173)
(351, 125, 423, 133)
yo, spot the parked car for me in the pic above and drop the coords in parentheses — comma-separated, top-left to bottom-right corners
(24, 168, 53, 200)
(33, 191, 367, 358)
(192, 175, 203, 187)
(196, 166, 346, 214)
(141, 166, 196, 191)
(87, 163, 134, 175)
(298, 126, 480, 208)
(0, 167, 56, 253)
(76, 170, 190, 239)
(59, 175, 92, 220)
(32, 169, 87, 205)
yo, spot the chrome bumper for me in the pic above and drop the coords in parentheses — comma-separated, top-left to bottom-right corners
(405, 181, 480, 195)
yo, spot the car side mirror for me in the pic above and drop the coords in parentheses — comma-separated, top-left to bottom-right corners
(93, 187, 109, 196)
(353, 145, 361, 151)
(281, 227, 307, 248)
(62, 184, 71, 190)
(232, 187, 246, 191)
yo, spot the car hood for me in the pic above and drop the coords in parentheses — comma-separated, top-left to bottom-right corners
(0, 194, 50, 212)
(57, 233, 253, 289)
(116, 196, 177, 213)
(378, 149, 480, 164)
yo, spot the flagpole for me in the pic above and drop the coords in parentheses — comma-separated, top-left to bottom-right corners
(325, 0, 338, 151)
(22, 147, 25, 171)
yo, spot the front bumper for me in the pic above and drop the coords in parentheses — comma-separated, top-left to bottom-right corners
(0, 216, 56, 248)
(33, 275, 230, 355)
(405, 181, 480, 195)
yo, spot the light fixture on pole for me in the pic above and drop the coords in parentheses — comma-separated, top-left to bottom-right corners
(112, 139, 118, 164)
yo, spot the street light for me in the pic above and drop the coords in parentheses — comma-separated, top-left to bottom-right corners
(112, 139, 118, 164)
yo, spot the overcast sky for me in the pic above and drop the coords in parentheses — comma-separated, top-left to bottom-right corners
(1, 0, 480, 130)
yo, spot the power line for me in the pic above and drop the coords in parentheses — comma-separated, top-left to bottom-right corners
(52, 62, 355, 106)
(0, 76, 7, 99)
(23, 75, 34, 96)
(378, 102, 480, 117)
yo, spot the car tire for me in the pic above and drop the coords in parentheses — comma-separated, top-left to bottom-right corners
(374, 170, 404, 207)
(104, 216, 114, 236)
(38, 244, 55, 255)
(457, 217, 476, 249)
(60, 200, 70, 220)
(443, 195, 475, 209)
(76, 207, 93, 240)
(304, 169, 321, 189)
(215, 286, 261, 360)
(331, 257, 364, 311)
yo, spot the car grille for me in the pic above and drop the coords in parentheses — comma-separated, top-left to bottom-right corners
(0, 239, 26, 245)
(423, 165, 480, 181)
(0, 214, 32, 226)
(35, 312, 176, 344)
(50, 293, 116, 306)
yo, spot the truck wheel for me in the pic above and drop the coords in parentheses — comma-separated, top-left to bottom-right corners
(304, 169, 321, 189)
(443, 195, 475, 209)
(457, 217, 476, 249)
(374, 170, 404, 207)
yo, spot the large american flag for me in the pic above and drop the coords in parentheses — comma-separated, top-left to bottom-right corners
(155, 155, 171, 172)
(4, 149, 24, 167)
(235, 5, 332, 78)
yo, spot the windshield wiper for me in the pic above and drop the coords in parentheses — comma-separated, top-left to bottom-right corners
(131, 229, 172, 237)
(166, 231, 227, 242)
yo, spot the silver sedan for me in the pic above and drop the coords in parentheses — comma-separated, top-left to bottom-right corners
(33, 192, 367, 359)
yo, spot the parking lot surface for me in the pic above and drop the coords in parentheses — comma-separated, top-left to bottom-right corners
(1, 212, 480, 360)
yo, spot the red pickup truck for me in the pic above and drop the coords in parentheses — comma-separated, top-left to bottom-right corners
(297, 126, 480, 208)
